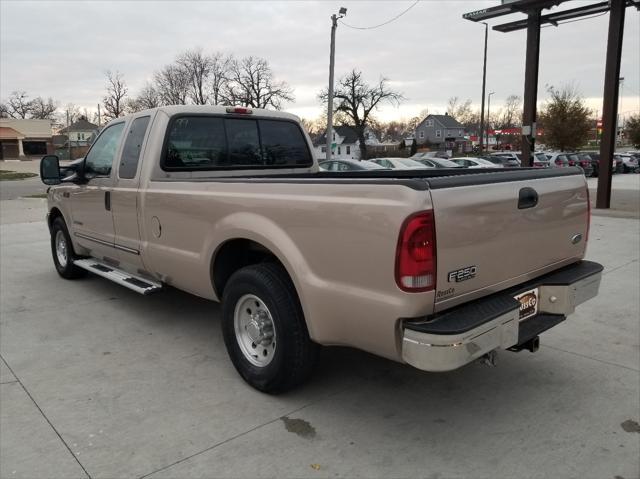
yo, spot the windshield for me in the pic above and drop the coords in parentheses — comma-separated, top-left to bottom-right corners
(434, 158, 463, 167)
(475, 158, 497, 166)
(360, 160, 387, 170)
(398, 159, 427, 167)
(535, 153, 548, 161)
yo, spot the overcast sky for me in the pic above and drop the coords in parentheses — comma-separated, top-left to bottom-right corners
(1, 0, 638, 122)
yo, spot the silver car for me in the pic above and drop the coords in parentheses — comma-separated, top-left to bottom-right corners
(369, 158, 431, 169)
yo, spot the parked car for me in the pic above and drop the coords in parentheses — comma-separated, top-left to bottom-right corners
(614, 154, 638, 173)
(546, 152, 570, 168)
(489, 152, 521, 167)
(576, 153, 597, 177)
(532, 152, 551, 168)
(567, 153, 594, 177)
(38, 105, 603, 392)
(414, 157, 463, 169)
(369, 157, 430, 169)
(451, 157, 502, 169)
(411, 151, 451, 160)
(319, 159, 388, 171)
(581, 152, 618, 177)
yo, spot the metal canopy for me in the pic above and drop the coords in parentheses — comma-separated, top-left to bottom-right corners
(493, 0, 639, 32)
(463, 0, 562, 22)
(462, 0, 637, 210)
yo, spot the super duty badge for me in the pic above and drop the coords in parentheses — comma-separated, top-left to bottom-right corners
(448, 265, 477, 282)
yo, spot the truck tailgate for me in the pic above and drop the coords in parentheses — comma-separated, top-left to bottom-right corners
(428, 168, 589, 312)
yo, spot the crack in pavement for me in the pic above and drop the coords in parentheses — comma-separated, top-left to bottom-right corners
(0, 354, 92, 479)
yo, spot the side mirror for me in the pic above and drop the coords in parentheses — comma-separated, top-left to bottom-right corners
(40, 155, 61, 185)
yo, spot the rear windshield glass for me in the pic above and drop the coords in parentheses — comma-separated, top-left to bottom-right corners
(163, 116, 312, 170)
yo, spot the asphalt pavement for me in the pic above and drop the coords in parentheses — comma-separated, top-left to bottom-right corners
(0, 196, 638, 479)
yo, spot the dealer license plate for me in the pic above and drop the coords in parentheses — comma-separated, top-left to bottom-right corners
(514, 288, 539, 321)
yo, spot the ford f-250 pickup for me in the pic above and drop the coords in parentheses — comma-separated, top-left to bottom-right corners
(40, 105, 603, 393)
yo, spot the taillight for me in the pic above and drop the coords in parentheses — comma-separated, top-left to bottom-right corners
(555, 159, 562, 165)
(396, 211, 436, 292)
(226, 107, 253, 114)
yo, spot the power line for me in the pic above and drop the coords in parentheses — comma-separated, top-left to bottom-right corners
(339, 0, 420, 30)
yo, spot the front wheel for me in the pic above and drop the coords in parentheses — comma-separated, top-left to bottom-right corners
(221, 263, 319, 393)
(50, 217, 86, 279)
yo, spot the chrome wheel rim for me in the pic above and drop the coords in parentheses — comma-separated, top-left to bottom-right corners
(233, 294, 276, 367)
(55, 230, 68, 268)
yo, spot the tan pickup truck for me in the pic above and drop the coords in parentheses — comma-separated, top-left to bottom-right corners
(40, 105, 603, 392)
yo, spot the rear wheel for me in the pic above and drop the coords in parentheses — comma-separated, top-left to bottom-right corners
(221, 263, 319, 393)
(50, 217, 86, 279)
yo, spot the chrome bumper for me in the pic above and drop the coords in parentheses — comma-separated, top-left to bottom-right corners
(402, 260, 603, 372)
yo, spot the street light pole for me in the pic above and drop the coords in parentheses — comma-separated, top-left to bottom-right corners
(487, 91, 495, 150)
(326, 7, 347, 162)
(479, 22, 488, 154)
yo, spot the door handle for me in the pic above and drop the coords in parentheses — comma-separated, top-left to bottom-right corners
(105, 191, 111, 211)
(518, 187, 538, 209)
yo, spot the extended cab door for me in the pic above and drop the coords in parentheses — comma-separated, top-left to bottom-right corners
(68, 121, 125, 261)
(111, 114, 153, 270)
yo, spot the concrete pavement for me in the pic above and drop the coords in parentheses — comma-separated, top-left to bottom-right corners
(0, 198, 639, 479)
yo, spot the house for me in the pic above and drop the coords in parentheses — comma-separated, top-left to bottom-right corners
(313, 125, 379, 160)
(0, 118, 54, 160)
(58, 116, 99, 146)
(414, 114, 470, 153)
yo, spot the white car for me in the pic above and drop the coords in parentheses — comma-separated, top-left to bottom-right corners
(369, 158, 431, 169)
(451, 157, 502, 169)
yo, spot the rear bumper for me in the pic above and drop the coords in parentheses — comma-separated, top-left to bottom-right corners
(401, 260, 603, 372)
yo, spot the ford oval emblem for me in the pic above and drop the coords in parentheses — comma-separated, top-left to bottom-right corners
(571, 233, 583, 245)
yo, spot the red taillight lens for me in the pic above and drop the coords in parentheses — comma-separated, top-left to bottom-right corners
(396, 211, 436, 292)
(555, 159, 562, 165)
(226, 107, 253, 114)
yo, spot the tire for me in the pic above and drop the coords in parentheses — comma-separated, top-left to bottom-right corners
(221, 263, 319, 393)
(50, 217, 86, 279)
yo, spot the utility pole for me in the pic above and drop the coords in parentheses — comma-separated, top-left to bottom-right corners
(326, 7, 347, 162)
(97, 103, 101, 127)
(66, 109, 71, 161)
(479, 22, 488, 154)
(487, 91, 495, 151)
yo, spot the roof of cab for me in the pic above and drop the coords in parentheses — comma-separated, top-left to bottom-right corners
(140, 105, 301, 121)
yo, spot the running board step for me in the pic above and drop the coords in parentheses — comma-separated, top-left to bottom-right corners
(73, 259, 162, 295)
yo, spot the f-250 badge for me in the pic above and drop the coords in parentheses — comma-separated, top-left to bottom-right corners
(448, 265, 477, 282)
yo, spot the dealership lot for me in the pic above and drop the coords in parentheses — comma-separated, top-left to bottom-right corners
(0, 198, 638, 479)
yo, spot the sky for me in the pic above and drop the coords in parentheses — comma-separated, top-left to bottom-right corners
(1, 0, 639, 123)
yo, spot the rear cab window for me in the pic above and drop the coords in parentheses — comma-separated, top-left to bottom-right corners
(162, 115, 312, 171)
(119, 116, 151, 179)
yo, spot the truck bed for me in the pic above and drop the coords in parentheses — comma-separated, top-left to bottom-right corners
(180, 166, 584, 190)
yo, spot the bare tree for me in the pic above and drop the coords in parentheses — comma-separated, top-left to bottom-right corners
(224, 56, 294, 109)
(495, 94, 522, 129)
(178, 49, 213, 105)
(209, 52, 231, 105)
(446, 96, 479, 132)
(5, 91, 32, 118)
(319, 69, 403, 159)
(0, 91, 58, 120)
(29, 96, 58, 120)
(128, 82, 161, 112)
(154, 64, 190, 105)
(103, 70, 128, 120)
